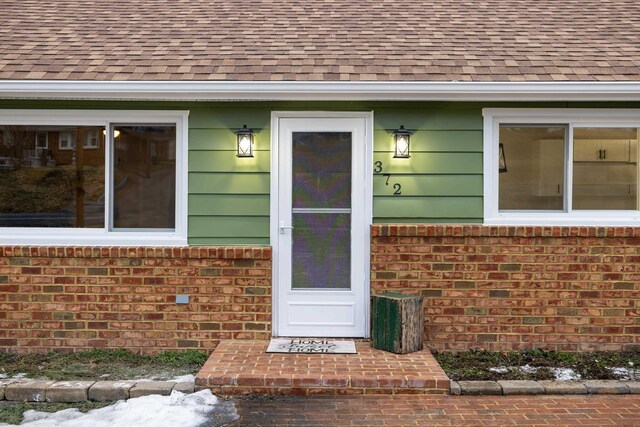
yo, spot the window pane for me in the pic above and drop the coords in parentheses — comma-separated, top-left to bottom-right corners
(573, 128, 638, 210)
(292, 132, 351, 209)
(292, 213, 351, 289)
(499, 126, 565, 210)
(0, 125, 105, 227)
(112, 125, 176, 229)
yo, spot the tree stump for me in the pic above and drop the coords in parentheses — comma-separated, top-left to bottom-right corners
(371, 293, 424, 354)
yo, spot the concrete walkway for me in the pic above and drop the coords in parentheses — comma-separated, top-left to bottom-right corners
(230, 394, 640, 426)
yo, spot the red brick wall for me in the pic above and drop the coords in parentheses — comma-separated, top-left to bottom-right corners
(371, 225, 640, 352)
(0, 246, 271, 354)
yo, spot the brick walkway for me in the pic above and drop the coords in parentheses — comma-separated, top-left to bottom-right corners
(230, 394, 640, 426)
(196, 340, 449, 395)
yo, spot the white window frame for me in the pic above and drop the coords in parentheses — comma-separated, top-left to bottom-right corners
(483, 108, 640, 226)
(58, 130, 74, 150)
(0, 109, 189, 245)
(84, 129, 100, 149)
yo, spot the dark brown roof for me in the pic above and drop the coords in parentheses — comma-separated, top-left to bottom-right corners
(1, 0, 640, 82)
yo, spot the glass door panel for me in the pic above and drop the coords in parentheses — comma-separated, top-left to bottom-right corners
(291, 132, 351, 290)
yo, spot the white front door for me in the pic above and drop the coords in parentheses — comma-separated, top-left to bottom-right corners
(271, 112, 372, 337)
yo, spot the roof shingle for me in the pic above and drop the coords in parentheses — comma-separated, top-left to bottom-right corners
(1, 0, 640, 82)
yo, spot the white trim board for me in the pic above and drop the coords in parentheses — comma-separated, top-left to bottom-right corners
(3, 81, 640, 101)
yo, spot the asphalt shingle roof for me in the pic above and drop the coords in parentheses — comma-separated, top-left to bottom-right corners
(1, 0, 639, 82)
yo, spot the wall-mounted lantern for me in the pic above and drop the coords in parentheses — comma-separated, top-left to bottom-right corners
(236, 125, 254, 158)
(393, 125, 411, 158)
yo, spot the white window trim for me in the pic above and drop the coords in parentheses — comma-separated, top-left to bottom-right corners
(483, 108, 640, 226)
(58, 131, 74, 150)
(0, 109, 189, 245)
(83, 129, 99, 149)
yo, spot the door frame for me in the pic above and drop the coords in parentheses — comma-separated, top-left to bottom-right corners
(270, 111, 373, 337)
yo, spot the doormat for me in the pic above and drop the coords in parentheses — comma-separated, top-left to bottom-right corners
(266, 339, 357, 354)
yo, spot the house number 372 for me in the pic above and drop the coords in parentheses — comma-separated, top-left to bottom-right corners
(373, 161, 401, 196)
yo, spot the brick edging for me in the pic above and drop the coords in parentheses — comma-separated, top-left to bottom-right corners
(7, 378, 638, 400)
(0, 379, 196, 402)
(451, 380, 640, 396)
(372, 224, 640, 238)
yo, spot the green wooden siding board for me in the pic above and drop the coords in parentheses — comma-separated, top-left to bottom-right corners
(374, 107, 483, 131)
(188, 216, 270, 238)
(188, 107, 272, 129)
(373, 197, 483, 218)
(373, 218, 483, 224)
(189, 151, 270, 172)
(373, 175, 482, 196)
(189, 173, 270, 194)
(189, 194, 270, 216)
(374, 130, 482, 152)
(188, 237, 270, 245)
(372, 152, 482, 174)
(189, 128, 271, 151)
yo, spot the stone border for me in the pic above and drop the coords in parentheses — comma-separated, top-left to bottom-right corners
(451, 380, 640, 396)
(0, 379, 195, 403)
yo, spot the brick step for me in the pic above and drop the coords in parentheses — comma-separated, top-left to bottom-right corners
(195, 340, 450, 396)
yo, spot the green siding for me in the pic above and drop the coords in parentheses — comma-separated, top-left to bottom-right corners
(373, 106, 483, 130)
(189, 173, 270, 194)
(373, 130, 482, 152)
(372, 153, 483, 174)
(189, 216, 269, 239)
(189, 151, 270, 173)
(371, 109, 483, 224)
(184, 102, 487, 244)
(189, 194, 269, 216)
(374, 197, 483, 218)
(187, 105, 273, 244)
(373, 175, 482, 196)
(190, 128, 271, 151)
(5, 100, 638, 245)
(189, 237, 271, 245)
(376, 218, 483, 224)
(188, 107, 272, 129)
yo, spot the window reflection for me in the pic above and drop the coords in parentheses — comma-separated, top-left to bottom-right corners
(112, 125, 176, 229)
(0, 125, 105, 227)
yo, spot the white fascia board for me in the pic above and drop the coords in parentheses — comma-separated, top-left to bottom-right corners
(2, 81, 640, 101)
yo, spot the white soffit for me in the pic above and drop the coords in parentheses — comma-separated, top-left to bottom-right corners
(1, 81, 640, 101)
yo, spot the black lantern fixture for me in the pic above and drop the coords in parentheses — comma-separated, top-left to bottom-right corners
(236, 125, 254, 158)
(498, 143, 507, 173)
(393, 125, 411, 158)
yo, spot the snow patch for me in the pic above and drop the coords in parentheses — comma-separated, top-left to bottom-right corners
(519, 364, 537, 374)
(4, 390, 235, 427)
(170, 374, 195, 383)
(609, 367, 638, 380)
(551, 368, 580, 381)
(488, 365, 581, 380)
